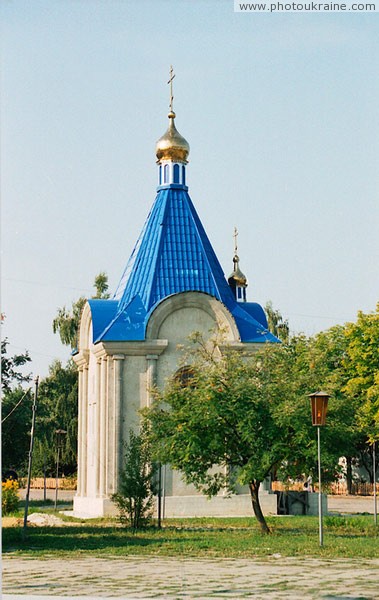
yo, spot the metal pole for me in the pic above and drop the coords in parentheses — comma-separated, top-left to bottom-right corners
(317, 426, 323, 546)
(43, 455, 47, 504)
(23, 377, 39, 541)
(373, 441, 377, 526)
(54, 443, 60, 511)
(157, 463, 162, 529)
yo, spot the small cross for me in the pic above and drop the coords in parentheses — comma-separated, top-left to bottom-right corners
(233, 227, 238, 255)
(167, 65, 175, 113)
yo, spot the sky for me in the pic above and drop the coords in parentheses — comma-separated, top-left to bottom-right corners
(2, 0, 379, 379)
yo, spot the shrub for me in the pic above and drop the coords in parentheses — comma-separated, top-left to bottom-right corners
(111, 427, 157, 530)
(2, 479, 20, 515)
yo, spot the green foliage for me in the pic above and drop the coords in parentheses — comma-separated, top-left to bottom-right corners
(144, 331, 317, 533)
(52, 298, 87, 349)
(93, 271, 110, 299)
(2, 479, 20, 515)
(344, 304, 379, 441)
(1, 338, 31, 393)
(111, 427, 157, 530)
(1, 387, 33, 474)
(265, 301, 289, 343)
(33, 360, 79, 476)
(52, 272, 110, 349)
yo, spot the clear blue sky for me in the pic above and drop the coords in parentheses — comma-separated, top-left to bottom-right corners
(2, 1, 379, 378)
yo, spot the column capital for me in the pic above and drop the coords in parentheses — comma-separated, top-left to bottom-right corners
(146, 354, 159, 361)
(113, 354, 125, 361)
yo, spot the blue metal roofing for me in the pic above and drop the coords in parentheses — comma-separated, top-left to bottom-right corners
(91, 184, 279, 344)
(113, 186, 236, 312)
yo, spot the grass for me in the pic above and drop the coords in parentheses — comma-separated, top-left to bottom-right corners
(2, 508, 378, 560)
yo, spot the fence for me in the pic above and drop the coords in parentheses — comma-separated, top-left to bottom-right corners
(271, 481, 379, 496)
(25, 477, 77, 490)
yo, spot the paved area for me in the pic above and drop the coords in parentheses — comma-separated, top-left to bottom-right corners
(2, 555, 379, 599)
(4, 491, 377, 599)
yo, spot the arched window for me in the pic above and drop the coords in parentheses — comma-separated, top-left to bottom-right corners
(159, 165, 162, 185)
(182, 165, 186, 185)
(173, 164, 180, 183)
(175, 366, 196, 388)
(164, 164, 169, 183)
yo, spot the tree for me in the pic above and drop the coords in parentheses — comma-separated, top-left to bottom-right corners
(144, 331, 314, 534)
(1, 338, 32, 393)
(53, 272, 110, 349)
(111, 427, 157, 529)
(265, 301, 289, 343)
(33, 360, 79, 476)
(291, 327, 363, 493)
(344, 304, 379, 442)
(2, 387, 33, 474)
(1, 338, 33, 474)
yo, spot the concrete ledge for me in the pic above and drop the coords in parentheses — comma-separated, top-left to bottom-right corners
(163, 493, 277, 518)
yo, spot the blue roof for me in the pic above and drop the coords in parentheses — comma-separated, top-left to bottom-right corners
(91, 184, 279, 344)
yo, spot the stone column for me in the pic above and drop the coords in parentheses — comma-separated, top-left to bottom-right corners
(99, 357, 108, 498)
(77, 366, 84, 497)
(81, 365, 89, 497)
(146, 354, 158, 408)
(113, 354, 125, 492)
(95, 359, 102, 496)
(105, 356, 112, 496)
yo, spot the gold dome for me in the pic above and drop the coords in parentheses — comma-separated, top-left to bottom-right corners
(228, 255, 248, 287)
(156, 111, 190, 164)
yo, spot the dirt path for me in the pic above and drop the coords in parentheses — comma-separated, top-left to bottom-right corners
(2, 555, 379, 599)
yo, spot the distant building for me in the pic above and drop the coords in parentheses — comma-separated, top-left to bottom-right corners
(73, 81, 279, 517)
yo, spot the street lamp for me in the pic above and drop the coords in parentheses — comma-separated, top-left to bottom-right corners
(54, 429, 67, 510)
(308, 391, 330, 547)
(373, 440, 377, 526)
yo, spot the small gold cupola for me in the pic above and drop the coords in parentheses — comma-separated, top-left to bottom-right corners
(228, 227, 248, 302)
(155, 113, 190, 164)
(156, 67, 190, 188)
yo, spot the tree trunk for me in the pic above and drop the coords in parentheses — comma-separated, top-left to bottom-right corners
(346, 456, 353, 495)
(249, 480, 270, 534)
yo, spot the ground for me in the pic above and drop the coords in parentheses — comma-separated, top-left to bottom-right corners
(3, 555, 379, 599)
(2, 491, 378, 599)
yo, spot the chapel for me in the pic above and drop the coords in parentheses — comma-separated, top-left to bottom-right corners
(73, 74, 279, 517)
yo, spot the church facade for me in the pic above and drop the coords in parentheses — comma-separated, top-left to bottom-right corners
(73, 89, 279, 517)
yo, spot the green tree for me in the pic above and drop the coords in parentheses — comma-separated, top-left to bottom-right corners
(53, 272, 110, 349)
(144, 331, 315, 534)
(344, 304, 379, 442)
(2, 387, 33, 474)
(111, 427, 157, 529)
(1, 338, 31, 392)
(265, 301, 289, 343)
(33, 360, 79, 476)
(292, 327, 364, 493)
(1, 338, 33, 474)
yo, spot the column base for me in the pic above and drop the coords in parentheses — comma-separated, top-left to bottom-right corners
(73, 494, 118, 518)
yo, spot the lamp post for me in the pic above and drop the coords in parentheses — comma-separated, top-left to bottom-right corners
(373, 441, 377, 526)
(54, 429, 67, 510)
(308, 391, 330, 547)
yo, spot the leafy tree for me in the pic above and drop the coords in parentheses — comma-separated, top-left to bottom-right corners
(1, 338, 31, 392)
(265, 301, 289, 343)
(2, 387, 33, 474)
(33, 360, 79, 476)
(344, 304, 379, 442)
(111, 427, 157, 529)
(53, 272, 110, 349)
(291, 327, 364, 493)
(144, 331, 316, 534)
(1, 337, 33, 474)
